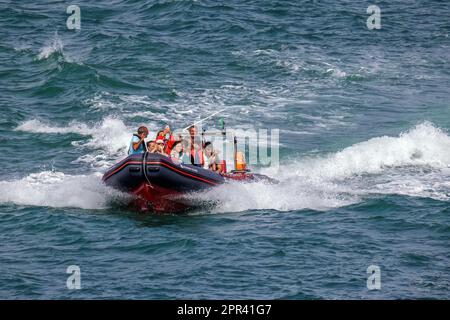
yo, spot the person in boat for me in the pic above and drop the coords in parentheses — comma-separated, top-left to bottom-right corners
(181, 139, 191, 163)
(146, 140, 157, 153)
(170, 141, 184, 163)
(155, 129, 169, 154)
(155, 125, 180, 155)
(203, 142, 222, 173)
(188, 125, 205, 167)
(155, 130, 165, 141)
(128, 126, 148, 155)
(165, 125, 180, 154)
(155, 139, 168, 156)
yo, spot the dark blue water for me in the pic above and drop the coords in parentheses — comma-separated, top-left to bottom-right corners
(0, 0, 449, 299)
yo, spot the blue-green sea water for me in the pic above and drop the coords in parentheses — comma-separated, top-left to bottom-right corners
(0, 0, 449, 299)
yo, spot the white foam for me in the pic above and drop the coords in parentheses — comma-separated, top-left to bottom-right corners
(16, 117, 133, 168)
(37, 32, 64, 60)
(233, 47, 354, 79)
(83, 85, 350, 139)
(189, 122, 450, 213)
(35, 31, 86, 64)
(285, 122, 450, 180)
(73, 117, 131, 155)
(0, 171, 128, 210)
(188, 179, 360, 213)
(16, 119, 90, 135)
(326, 68, 347, 78)
(86, 92, 159, 112)
(371, 172, 450, 202)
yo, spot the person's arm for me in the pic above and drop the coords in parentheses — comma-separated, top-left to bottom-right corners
(208, 154, 216, 171)
(165, 134, 178, 154)
(132, 135, 145, 150)
(214, 153, 222, 172)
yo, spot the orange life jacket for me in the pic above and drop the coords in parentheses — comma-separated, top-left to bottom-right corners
(235, 151, 246, 170)
(165, 135, 176, 155)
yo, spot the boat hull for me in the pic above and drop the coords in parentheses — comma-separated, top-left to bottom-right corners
(102, 153, 256, 213)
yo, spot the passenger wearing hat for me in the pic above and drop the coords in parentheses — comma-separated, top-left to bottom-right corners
(155, 139, 168, 156)
(155, 125, 179, 155)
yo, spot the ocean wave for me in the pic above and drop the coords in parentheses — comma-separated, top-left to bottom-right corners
(231, 47, 377, 82)
(190, 122, 450, 213)
(282, 121, 450, 180)
(37, 32, 64, 61)
(16, 119, 90, 135)
(0, 171, 129, 210)
(35, 31, 85, 66)
(83, 86, 344, 134)
(16, 117, 132, 168)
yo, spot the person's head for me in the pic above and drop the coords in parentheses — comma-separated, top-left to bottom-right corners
(163, 125, 171, 135)
(172, 141, 182, 153)
(147, 141, 156, 152)
(156, 130, 164, 138)
(156, 139, 165, 151)
(188, 125, 197, 137)
(204, 142, 214, 156)
(137, 126, 149, 138)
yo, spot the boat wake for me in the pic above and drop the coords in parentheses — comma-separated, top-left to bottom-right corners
(16, 117, 132, 169)
(186, 122, 450, 213)
(0, 171, 129, 210)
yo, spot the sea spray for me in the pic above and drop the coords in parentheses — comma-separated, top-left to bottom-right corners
(16, 117, 132, 168)
(188, 122, 450, 213)
(37, 31, 64, 60)
(0, 171, 130, 210)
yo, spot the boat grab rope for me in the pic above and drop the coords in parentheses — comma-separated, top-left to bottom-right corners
(142, 151, 154, 189)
